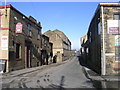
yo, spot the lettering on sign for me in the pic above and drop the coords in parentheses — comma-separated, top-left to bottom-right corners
(109, 27, 119, 34)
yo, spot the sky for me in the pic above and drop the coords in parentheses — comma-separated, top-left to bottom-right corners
(1, 1, 118, 50)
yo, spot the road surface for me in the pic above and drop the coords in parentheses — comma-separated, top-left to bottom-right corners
(1, 57, 95, 88)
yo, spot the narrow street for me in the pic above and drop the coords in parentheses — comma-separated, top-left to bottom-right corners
(0, 2, 120, 90)
(1, 56, 94, 88)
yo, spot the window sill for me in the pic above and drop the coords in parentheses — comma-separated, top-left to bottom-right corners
(16, 58, 22, 60)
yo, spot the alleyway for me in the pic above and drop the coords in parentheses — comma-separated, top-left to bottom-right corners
(1, 56, 94, 88)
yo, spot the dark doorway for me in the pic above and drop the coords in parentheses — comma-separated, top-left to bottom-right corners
(25, 46, 31, 68)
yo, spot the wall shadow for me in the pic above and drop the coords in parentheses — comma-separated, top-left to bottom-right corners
(77, 56, 88, 68)
(77, 56, 96, 74)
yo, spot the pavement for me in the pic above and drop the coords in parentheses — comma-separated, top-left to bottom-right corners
(83, 66, 120, 81)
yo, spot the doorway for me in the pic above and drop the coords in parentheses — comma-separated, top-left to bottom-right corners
(25, 46, 31, 68)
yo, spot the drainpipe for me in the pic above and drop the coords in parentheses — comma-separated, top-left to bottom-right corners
(4, 0, 9, 72)
(101, 6, 106, 75)
(4, 0, 6, 10)
(5, 0, 7, 16)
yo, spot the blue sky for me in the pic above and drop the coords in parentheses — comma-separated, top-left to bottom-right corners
(4, 2, 99, 50)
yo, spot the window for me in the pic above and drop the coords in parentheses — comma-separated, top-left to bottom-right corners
(28, 24, 32, 36)
(36, 29, 39, 34)
(89, 32, 92, 43)
(114, 14, 120, 20)
(16, 43, 21, 58)
(86, 48, 89, 54)
(36, 29, 41, 39)
(98, 22, 100, 35)
(37, 47, 39, 52)
(12, 41, 15, 46)
(90, 32, 92, 36)
(89, 37, 91, 43)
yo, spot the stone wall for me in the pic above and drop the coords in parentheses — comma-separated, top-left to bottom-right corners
(100, 6, 120, 75)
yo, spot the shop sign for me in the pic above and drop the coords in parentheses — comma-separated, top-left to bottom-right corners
(1, 36, 8, 50)
(109, 27, 119, 34)
(16, 22, 22, 33)
(107, 20, 120, 34)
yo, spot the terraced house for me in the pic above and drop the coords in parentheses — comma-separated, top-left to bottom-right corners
(81, 3, 120, 75)
(0, 5, 42, 72)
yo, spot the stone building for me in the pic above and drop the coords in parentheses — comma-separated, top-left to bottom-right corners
(80, 35, 88, 65)
(41, 35, 53, 65)
(0, 5, 42, 72)
(44, 29, 71, 62)
(82, 3, 120, 75)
